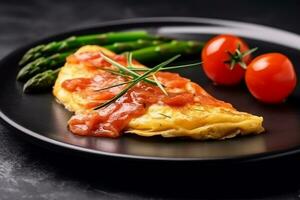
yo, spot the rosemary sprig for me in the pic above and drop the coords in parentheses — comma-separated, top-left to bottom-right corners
(99, 52, 156, 85)
(127, 62, 202, 71)
(93, 55, 180, 110)
(152, 74, 168, 96)
(99, 53, 201, 98)
(93, 80, 134, 92)
(126, 52, 133, 67)
(100, 69, 168, 96)
(102, 68, 133, 79)
(100, 69, 169, 95)
(102, 51, 169, 95)
(103, 61, 201, 78)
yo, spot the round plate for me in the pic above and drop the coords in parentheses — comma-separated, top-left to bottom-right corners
(0, 17, 299, 162)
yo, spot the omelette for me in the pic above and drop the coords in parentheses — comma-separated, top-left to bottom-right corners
(53, 45, 264, 139)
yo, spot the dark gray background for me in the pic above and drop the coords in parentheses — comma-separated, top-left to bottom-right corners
(1, 0, 300, 199)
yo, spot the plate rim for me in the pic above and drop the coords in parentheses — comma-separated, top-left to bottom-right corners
(1, 17, 300, 162)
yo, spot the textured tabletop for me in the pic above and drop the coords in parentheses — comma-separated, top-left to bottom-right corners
(1, 0, 300, 199)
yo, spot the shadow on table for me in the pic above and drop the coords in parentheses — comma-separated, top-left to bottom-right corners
(10, 130, 299, 200)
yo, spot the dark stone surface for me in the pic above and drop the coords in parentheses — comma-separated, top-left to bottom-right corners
(1, 0, 300, 199)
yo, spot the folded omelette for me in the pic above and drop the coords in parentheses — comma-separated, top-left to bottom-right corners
(53, 45, 264, 139)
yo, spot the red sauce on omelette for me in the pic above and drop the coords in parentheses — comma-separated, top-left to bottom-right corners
(62, 52, 233, 138)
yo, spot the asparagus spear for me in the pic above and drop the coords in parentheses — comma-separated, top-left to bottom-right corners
(17, 39, 166, 82)
(17, 52, 72, 82)
(22, 40, 203, 93)
(23, 68, 60, 93)
(105, 39, 164, 53)
(19, 31, 156, 66)
(132, 40, 204, 63)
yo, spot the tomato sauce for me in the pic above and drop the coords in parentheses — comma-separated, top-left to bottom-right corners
(62, 52, 233, 138)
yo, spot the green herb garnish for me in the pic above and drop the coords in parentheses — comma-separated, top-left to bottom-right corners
(93, 80, 134, 92)
(128, 62, 202, 72)
(99, 52, 157, 85)
(159, 113, 171, 118)
(153, 74, 168, 96)
(93, 54, 180, 110)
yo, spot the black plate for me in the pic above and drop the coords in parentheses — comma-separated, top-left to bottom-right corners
(0, 17, 299, 162)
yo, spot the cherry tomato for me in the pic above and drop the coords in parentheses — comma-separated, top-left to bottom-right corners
(245, 53, 297, 103)
(201, 34, 252, 85)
